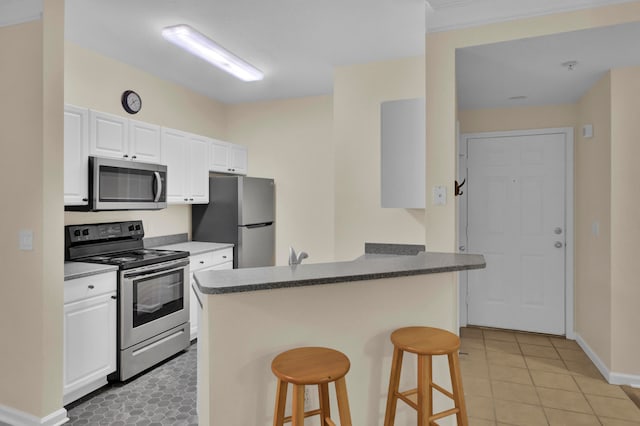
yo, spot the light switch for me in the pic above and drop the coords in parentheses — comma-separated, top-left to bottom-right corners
(19, 229, 33, 251)
(583, 124, 593, 138)
(592, 221, 599, 237)
(433, 186, 447, 205)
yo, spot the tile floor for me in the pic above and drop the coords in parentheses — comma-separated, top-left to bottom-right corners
(64, 343, 197, 425)
(459, 326, 640, 425)
(61, 329, 639, 425)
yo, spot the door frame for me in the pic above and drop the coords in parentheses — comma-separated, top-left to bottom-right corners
(458, 127, 575, 338)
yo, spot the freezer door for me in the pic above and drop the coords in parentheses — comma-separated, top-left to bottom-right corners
(238, 177, 275, 225)
(237, 224, 275, 268)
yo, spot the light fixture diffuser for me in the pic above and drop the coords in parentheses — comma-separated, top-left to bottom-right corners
(162, 24, 264, 82)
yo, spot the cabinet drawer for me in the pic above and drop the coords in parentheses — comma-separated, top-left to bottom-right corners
(190, 248, 233, 272)
(64, 271, 117, 304)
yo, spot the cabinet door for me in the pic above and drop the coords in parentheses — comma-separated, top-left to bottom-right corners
(89, 110, 129, 159)
(229, 144, 248, 175)
(129, 119, 161, 163)
(161, 128, 190, 203)
(209, 139, 230, 173)
(64, 105, 89, 206)
(380, 98, 425, 208)
(63, 292, 116, 398)
(188, 135, 210, 204)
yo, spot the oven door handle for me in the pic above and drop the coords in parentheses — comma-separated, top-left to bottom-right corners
(123, 260, 189, 280)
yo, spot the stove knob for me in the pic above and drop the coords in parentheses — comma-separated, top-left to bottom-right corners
(135, 225, 141, 231)
(73, 230, 81, 237)
(128, 225, 135, 232)
(82, 229, 89, 236)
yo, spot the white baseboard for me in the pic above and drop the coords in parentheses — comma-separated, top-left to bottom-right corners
(0, 405, 67, 426)
(575, 332, 640, 387)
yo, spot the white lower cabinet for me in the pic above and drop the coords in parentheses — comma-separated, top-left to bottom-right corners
(63, 271, 117, 405)
(189, 248, 233, 340)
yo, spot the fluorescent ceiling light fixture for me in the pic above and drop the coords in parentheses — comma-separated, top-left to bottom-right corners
(162, 24, 264, 82)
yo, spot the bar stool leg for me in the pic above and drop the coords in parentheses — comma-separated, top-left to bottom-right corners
(273, 379, 287, 426)
(417, 354, 432, 426)
(384, 346, 403, 426)
(318, 383, 331, 425)
(335, 377, 352, 426)
(292, 384, 305, 426)
(448, 352, 468, 426)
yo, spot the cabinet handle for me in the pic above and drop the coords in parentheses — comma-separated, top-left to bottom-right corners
(123, 154, 129, 158)
(189, 198, 194, 201)
(132, 155, 137, 159)
(88, 285, 95, 289)
(111, 295, 117, 300)
(222, 255, 227, 259)
(82, 198, 88, 202)
(199, 261, 204, 264)
(184, 198, 189, 202)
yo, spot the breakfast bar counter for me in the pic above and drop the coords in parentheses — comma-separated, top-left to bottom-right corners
(194, 251, 485, 425)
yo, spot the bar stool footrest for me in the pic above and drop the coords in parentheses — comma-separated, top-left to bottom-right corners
(282, 408, 322, 423)
(431, 382, 454, 400)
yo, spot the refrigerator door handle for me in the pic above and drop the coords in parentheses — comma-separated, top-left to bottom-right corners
(244, 222, 274, 229)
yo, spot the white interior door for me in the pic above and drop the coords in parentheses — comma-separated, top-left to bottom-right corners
(465, 131, 566, 335)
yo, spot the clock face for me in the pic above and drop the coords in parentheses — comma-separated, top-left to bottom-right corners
(122, 90, 141, 114)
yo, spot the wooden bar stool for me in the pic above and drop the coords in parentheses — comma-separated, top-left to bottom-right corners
(384, 326, 468, 426)
(271, 346, 352, 426)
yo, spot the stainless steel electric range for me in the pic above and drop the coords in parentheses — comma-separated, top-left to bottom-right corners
(64, 220, 190, 381)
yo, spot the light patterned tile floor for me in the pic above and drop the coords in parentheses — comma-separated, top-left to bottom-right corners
(460, 327, 640, 426)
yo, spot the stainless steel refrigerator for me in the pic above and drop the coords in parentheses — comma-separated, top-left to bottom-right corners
(192, 176, 275, 268)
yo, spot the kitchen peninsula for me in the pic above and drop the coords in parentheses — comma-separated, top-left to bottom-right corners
(194, 250, 485, 425)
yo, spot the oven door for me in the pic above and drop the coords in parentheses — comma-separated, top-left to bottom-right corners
(120, 259, 189, 350)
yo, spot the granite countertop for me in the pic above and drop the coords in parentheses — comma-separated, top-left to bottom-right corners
(154, 241, 234, 256)
(194, 251, 485, 295)
(64, 262, 118, 281)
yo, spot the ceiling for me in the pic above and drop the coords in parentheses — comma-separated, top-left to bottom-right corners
(0, 0, 638, 105)
(456, 20, 640, 110)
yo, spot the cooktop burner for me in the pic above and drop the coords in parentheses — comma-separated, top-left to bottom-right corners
(79, 248, 188, 270)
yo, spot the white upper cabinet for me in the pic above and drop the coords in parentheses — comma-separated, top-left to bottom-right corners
(380, 98, 426, 209)
(90, 111, 161, 162)
(229, 144, 248, 175)
(188, 135, 211, 204)
(128, 119, 162, 163)
(161, 128, 210, 204)
(89, 110, 128, 159)
(64, 104, 89, 206)
(209, 139, 248, 175)
(209, 139, 230, 172)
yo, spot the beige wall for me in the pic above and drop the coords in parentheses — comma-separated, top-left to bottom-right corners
(333, 56, 426, 260)
(64, 42, 229, 237)
(610, 66, 640, 376)
(226, 96, 335, 265)
(0, 0, 65, 418)
(428, 1, 640, 380)
(426, 1, 640, 253)
(458, 104, 577, 134)
(575, 74, 612, 368)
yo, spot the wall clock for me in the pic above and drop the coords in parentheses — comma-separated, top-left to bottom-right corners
(121, 90, 142, 114)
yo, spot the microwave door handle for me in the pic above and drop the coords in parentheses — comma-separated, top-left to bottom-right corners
(153, 171, 162, 203)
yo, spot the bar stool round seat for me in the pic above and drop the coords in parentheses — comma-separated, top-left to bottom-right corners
(384, 326, 468, 426)
(271, 347, 352, 426)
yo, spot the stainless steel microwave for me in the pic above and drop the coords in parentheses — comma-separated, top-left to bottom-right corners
(68, 156, 167, 211)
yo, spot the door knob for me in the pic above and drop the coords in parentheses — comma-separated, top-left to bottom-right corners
(459, 245, 466, 252)
(554, 227, 563, 235)
(554, 241, 563, 248)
